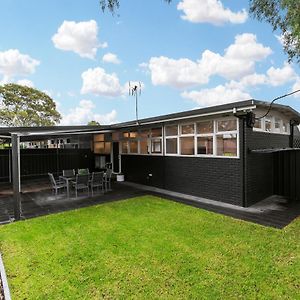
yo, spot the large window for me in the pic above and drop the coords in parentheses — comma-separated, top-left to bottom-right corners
(93, 134, 111, 154)
(120, 118, 239, 158)
(253, 115, 290, 134)
(165, 118, 238, 158)
(120, 127, 162, 155)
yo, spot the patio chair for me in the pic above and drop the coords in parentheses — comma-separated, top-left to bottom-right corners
(62, 169, 75, 178)
(103, 168, 113, 192)
(71, 174, 89, 198)
(78, 168, 89, 175)
(90, 172, 105, 196)
(48, 173, 67, 198)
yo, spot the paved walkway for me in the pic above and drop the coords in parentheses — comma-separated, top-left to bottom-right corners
(0, 180, 299, 229)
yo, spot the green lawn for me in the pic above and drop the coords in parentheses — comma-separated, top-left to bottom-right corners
(0, 196, 299, 299)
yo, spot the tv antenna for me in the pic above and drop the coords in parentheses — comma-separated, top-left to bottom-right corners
(129, 81, 142, 125)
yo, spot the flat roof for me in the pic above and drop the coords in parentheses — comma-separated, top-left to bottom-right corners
(0, 99, 300, 139)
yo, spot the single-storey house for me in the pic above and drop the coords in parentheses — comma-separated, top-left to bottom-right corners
(1, 99, 300, 219)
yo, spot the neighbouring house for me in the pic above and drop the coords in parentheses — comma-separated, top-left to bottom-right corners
(1, 99, 300, 211)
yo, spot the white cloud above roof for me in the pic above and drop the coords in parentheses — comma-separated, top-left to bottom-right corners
(147, 33, 272, 89)
(102, 53, 121, 64)
(52, 20, 107, 59)
(60, 99, 117, 125)
(0, 49, 40, 78)
(177, 0, 248, 25)
(81, 67, 124, 97)
(181, 85, 251, 107)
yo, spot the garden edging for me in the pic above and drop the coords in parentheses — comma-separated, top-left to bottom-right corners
(0, 253, 11, 300)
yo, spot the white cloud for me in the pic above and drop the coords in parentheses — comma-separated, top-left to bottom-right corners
(16, 79, 34, 87)
(102, 53, 121, 64)
(52, 20, 107, 59)
(177, 0, 248, 25)
(181, 84, 251, 107)
(147, 33, 272, 88)
(60, 99, 117, 125)
(81, 67, 124, 97)
(149, 56, 210, 88)
(266, 62, 296, 86)
(0, 49, 40, 78)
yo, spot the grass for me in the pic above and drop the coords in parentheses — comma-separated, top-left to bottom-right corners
(0, 196, 299, 299)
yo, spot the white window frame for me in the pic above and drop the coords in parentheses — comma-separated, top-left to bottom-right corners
(163, 117, 239, 159)
(164, 124, 179, 156)
(253, 115, 290, 135)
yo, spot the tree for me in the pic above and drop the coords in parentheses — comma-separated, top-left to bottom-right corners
(0, 83, 61, 127)
(249, 0, 300, 63)
(87, 120, 101, 126)
(99, 0, 171, 13)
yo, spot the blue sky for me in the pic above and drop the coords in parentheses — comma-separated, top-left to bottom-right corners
(0, 0, 300, 125)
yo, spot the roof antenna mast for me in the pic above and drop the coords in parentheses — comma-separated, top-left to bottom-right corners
(129, 81, 142, 125)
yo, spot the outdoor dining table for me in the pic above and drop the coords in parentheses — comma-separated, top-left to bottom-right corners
(59, 176, 75, 199)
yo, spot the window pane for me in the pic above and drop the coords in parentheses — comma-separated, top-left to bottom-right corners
(140, 140, 148, 154)
(140, 130, 149, 138)
(254, 119, 262, 129)
(130, 131, 138, 138)
(197, 121, 213, 134)
(123, 132, 130, 138)
(112, 132, 120, 141)
(180, 137, 194, 155)
(217, 120, 237, 132)
(265, 117, 272, 132)
(217, 134, 237, 157)
(121, 141, 129, 154)
(129, 141, 138, 153)
(275, 117, 281, 130)
(181, 124, 194, 135)
(94, 134, 104, 142)
(151, 138, 162, 153)
(283, 122, 289, 133)
(94, 142, 105, 154)
(151, 128, 162, 137)
(166, 138, 177, 154)
(197, 137, 213, 155)
(165, 125, 178, 136)
(104, 142, 111, 154)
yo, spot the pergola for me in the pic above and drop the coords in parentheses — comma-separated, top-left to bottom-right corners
(0, 125, 113, 220)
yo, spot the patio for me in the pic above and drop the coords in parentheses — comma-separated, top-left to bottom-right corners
(0, 178, 299, 229)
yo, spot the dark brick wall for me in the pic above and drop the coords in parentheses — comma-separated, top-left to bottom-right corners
(245, 129, 289, 206)
(121, 155, 243, 205)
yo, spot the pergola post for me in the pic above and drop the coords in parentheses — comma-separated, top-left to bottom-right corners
(11, 134, 21, 220)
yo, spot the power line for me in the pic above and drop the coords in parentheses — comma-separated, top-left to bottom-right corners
(256, 89, 300, 120)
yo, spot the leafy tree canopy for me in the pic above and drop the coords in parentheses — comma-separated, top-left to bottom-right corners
(87, 120, 101, 126)
(99, 0, 171, 13)
(249, 0, 300, 63)
(0, 83, 61, 127)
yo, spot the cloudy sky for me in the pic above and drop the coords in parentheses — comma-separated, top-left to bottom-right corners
(1, 0, 300, 125)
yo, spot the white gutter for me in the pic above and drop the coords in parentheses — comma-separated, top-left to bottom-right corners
(114, 105, 257, 128)
(13, 129, 113, 137)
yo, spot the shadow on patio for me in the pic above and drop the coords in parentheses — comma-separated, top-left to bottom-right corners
(0, 179, 300, 229)
(0, 179, 146, 223)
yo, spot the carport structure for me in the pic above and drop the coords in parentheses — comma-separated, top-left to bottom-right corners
(0, 125, 113, 220)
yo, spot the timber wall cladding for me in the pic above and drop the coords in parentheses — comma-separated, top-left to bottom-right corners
(0, 149, 94, 181)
